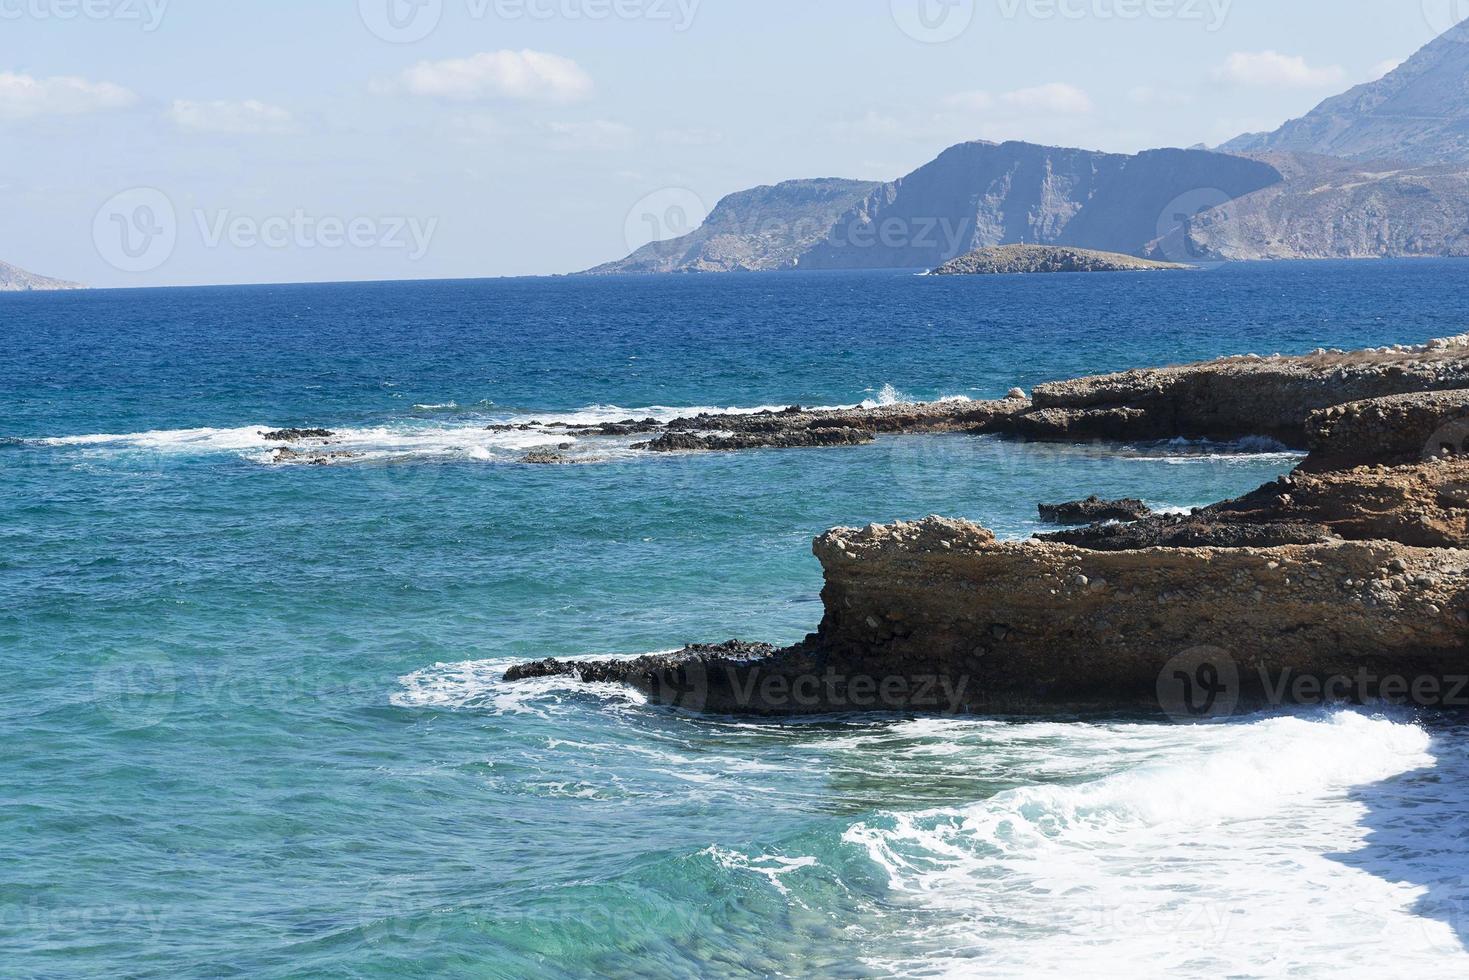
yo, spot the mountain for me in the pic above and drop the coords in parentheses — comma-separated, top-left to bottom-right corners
(582, 179, 881, 274)
(1147, 153, 1469, 261)
(0, 260, 82, 292)
(797, 141, 1281, 269)
(585, 142, 1282, 273)
(1222, 19, 1469, 165)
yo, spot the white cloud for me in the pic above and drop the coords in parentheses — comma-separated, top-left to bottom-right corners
(0, 71, 137, 120)
(387, 50, 592, 103)
(169, 99, 298, 135)
(999, 83, 1094, 114)
(1215, 51, 1347, 88)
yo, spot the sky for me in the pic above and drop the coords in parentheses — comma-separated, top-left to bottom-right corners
(0, 0, 1460, 287)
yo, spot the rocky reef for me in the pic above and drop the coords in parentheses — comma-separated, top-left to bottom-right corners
(506, 334, 1469, 717)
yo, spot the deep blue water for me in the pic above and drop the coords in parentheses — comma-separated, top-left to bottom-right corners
(5, 262, 1469, 978)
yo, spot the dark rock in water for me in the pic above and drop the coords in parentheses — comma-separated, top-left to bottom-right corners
(523, 450, 572, 465)
(270, 447, 362, 466)
(635, 427, 875, 452)
(1039, 496, 1153, 525)
(263, 428, 334, 442)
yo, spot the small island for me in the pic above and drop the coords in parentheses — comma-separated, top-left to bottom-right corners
(929, 244, 1192, 276)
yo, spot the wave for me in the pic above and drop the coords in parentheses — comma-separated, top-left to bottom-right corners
(390, 652, 678, 717)
(843, 709, 1467, 976)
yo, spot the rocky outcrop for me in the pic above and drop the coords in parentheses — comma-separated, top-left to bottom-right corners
(507, 334, 1469, 717)
(0, 260, 83, 292)
(1039, 497, 1153, 525)
(1013, 336, 1469, 446)
(931, 245, 1189, 276)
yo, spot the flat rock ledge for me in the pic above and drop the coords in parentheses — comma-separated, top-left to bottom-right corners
(506, 336, 1469, 717)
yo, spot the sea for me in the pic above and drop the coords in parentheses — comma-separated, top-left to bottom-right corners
(5, 260, 1469, 978)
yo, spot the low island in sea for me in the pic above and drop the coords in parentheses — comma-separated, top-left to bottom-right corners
(928, 244, 1192, 276)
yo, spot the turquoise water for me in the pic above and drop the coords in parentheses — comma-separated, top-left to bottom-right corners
(6, 262, 1469, 977)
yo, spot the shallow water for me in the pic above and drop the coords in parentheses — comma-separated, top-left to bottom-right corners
(5, 261, 1469, 978)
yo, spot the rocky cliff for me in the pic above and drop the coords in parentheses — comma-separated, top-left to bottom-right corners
(1147, 154, 1469, 261)
(0, 260, 82, 292)
(795, 142, 1282, 270)
(1223, 19, 1469, 166)
(581, 179, 881, 274)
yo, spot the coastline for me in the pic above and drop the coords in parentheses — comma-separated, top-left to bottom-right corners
(507, 334, 1469, 717)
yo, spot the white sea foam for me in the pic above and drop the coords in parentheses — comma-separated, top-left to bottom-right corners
(390, 652, 677, 716)
(844, 710, 1469, 977)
